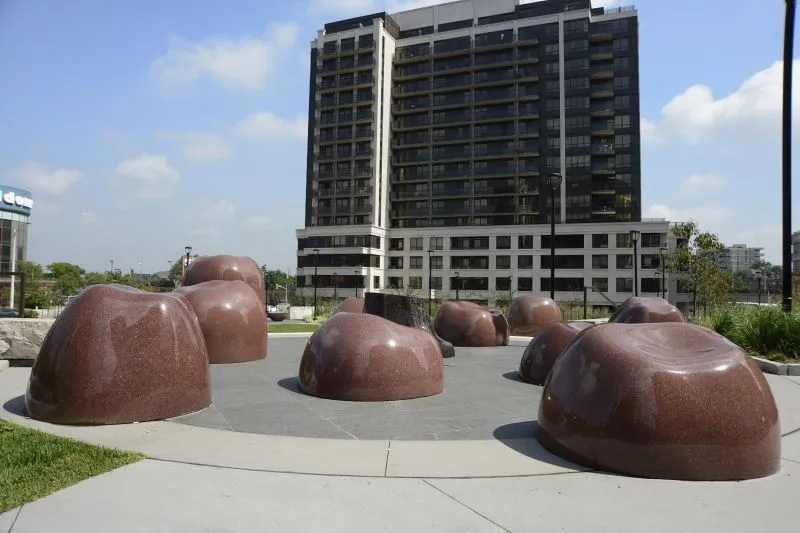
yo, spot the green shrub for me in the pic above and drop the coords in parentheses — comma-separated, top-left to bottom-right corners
(23, 309, 39, 318)
(702, 306, 800, 360)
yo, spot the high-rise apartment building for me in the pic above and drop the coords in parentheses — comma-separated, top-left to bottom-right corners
(296, 0, 665, 305)
(717, 244, 764, 272)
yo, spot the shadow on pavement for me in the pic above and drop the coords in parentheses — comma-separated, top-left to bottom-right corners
(493, 420, 585, 470)
(501, 371, 528, 384)
(3, 394, 26, 417)
(276, 376, 305, 396)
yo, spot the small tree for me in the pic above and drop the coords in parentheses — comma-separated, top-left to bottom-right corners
(667, 222, 731, 314)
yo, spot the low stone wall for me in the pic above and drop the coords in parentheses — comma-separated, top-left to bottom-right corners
(0, 318, 56, 361)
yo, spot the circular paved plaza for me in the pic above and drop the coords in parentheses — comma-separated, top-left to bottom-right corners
(172, 336, 539, 441)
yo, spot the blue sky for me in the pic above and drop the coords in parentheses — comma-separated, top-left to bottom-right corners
(0, 0, 797, 273)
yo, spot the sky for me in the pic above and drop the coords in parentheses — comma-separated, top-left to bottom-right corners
(0, 0, 797, 274)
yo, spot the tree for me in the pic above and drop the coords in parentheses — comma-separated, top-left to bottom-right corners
(667, 222, 731, 313)
(732, 270, 752, 292)
(16, 260, 46, 308)
(46, 262, 85, 302)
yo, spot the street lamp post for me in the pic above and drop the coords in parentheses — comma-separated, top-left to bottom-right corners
(333, 272, 338, 299)
(354, 269, 360, 298)
(546, 173, 562, 300)
(454, 272, 460, 300)
(629, 230, 640, 297)
(183, 246, 192, 281)
(659, 247, 667, 300)
(312, 249, 319, 320)
(782, 0, 796, 312)
(428, 248, 433, 315)
(756, 270, 763, 306)
(261, 264, 268, 305)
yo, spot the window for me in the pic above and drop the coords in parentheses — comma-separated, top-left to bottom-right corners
(518, 255, 533, 269)
(565, 77, 589, 90)
(496, 255, 511, 269)
(564, 19, 588, 34)
(592, 255, 609, 269)
(541, 255, 585, 269)
(614, 76, 631, 90)
(496, 235, 511, 249)
(389, 257, 404, 269)
(566, 135, 591, 148)
(613, 38, 629, 51)
(451, 237, 489, 250)
(431, 256, 443, 269)
(641, 233, 664, 248)
(564, 39, 588, 52)
(390, 238, 405, 251)
(615, 134, 632, 148)
(564, 58, 589, 72)
(410, 237, 423, 250)
(566, 116, 590, 129)
(388, 277, 404, 289)
(616, 154, 632, 167)
(616, 254, 633, 269)
(541, 234, 585, 248)
(518, 277, 533, 291)
(540, 277, 584, 291)
(373, 276, 380, 289)
(430, 276, 442, 290)
(544, 62, 560, 74)
(495, 277, 511, 290)
(565, 96, 589, 109)
(546, 118, 561, 131)
(429, 236, 443, 250)
(616, 277, 633, 293)
(409, 276, 423, 289)
(518, 235, 534, 249)
(641, 278, 660, 294)
(410, 256, 423, 269)
(591, 277, 608, 292)
(616, 233, 632, 248)
(545, 43, 559, 56)
(641, 254, 661, 269)
(614, 57, 630, 70)
(614, 115, 632, 129)
(614, 95, 631, 109)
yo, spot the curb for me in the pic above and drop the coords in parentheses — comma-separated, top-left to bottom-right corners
(0, 360, 8, 372)
(753, 356, 800, 376)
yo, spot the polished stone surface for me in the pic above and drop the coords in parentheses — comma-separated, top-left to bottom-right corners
(298, 312, 444, 402)
(433, 300, 509, 347)
(25, 284, 211, 425)
(609, 296, 686, 324)
(267, 312, 287, 322)
(363, 293, 455, 358)
(183, 255, 265, 304)
(519, 321, 593, 385)
(176, 280, 266, 364)
(507, 295, 562, 336)
(538, 322, 781, 481)
(332, 297, 365, 315)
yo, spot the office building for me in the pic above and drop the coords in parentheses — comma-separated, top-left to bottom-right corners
(297, 0, 653, 305)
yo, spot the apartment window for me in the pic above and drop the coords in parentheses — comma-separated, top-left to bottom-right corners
(518, 277, 533, 291)
(409, 276, 423, 289)
(495, 277, 511, 291)
(430, 276, 442, 290)
(373, 276, 380, 289)
(545, 43, 559, 56)
(518, 255, 533, 269)
(641, 278, 660, 294)
(388, 277, 404, 289)
(544, 80, 560, 92)
(641, 233, 664, 248)
(641, 254, 661, 269)
(390, 238, 405, 251)
(410, 237, 423, 250)
(592, 255, 609, 269)
(616, 254, 633, 269)
(542, 234, 585, 249)
(545, 99, 560, 112)
(566, 135, 591, 148)
(451, 237, 489, 250)
(541, 255, 585, 269)
(564, 39, 588, 52)
(616, 277, 633, 293)
(614, 115, 632, 129)
(544, 62, 560, 74)
(410, 256, 423, 269)
(613, 38, 629, 51)
(564, 58, 589, 72)
(614, 57, 631, 70)
(429, 236, 443, 250)
(540, 277, 584, 292)
(615, 134, 632, 148)
(546, 118, 561, 131)
(565, 96, 590, 110)
(496, 235, 511, 249)
(564, 19, 588, 34)
(566, 116, 590, 130)
(614, 95, 631, 109)
(614, 76, 631, 90)
(496, 255, 511, 269)
(431, 256, 443, 269)
(565, 154, 590, 168)
(389, 257, 404, 269)
(518, 235, 534, 249)
(616, 233, 632, 248)
(616, 154, 632, 167)
(591, 277, 609, 292)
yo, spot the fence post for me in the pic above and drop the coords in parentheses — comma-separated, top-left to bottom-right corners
(583, 286, 588, 320)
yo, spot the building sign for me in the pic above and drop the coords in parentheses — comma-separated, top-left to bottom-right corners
(0, 186, 34, 215)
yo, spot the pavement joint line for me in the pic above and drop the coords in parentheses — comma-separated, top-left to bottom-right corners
(783, 426, 800, 437)
(383, 441, 391, 477)
(783, 457, 800, 465)
(209, 403, 234, 432)
(6, 504, 22, 533)
(421, 479, 512, 533)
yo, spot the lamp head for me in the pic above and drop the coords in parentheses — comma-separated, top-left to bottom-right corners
(628, 230, 640, 243)
(545, 173, 562, 188)
(185, 246, 192, 256)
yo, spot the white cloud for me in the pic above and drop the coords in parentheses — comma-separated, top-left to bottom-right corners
(209, 200, 236, 218)
(79, 212, 98, 225)
(245, 216, 271, 232)
(236, 112, 307, 140)
(150, 22, 299, 90)
(645, 204, 732, 233)
(156, 131, 232, 161)
(188, 200, 236, 238)
(647, 59, 800, 142)
(115, 154, 181, 183)
(387, 0, 442, 11)
(680, 173, 725, 194)
(7, 162, 84, 195)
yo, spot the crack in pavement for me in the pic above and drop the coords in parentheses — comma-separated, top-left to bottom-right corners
(421, 479, 511, 532)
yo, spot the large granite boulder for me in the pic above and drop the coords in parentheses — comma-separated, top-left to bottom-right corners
(363, 293, 455, 358)
(176, 280, 266, 364)
(183, 255, 265, 305)
(26, 284, 211, 425)
(433, 300, 509, 347)
(609, 296, 686, 324)
(0, 318, 56, 361)
(519, 321, 593, 385)
(538, 322, 781, 481)
(298, 312, 444, 401)
(332, 297, 365, 315)
(507, 295, 562, 336)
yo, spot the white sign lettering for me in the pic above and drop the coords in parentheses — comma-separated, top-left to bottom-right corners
(1, 191, 33, 210)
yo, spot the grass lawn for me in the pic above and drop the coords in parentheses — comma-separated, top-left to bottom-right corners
(0, 419, 143, 512)
(268, 323, 319, 333)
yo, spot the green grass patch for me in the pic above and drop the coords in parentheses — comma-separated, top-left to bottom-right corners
(697, 306, 800, 361)
(269, 323, 319, 333)
(0, 419, 143, 512)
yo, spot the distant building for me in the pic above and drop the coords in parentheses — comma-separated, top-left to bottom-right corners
(718, 244, 763, 272)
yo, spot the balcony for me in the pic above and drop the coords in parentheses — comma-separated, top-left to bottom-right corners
(432, 74, 472, 91)
(589, 32, 614, 43)
(518, 163, 540, 175)
(391, 189, 429, 200)
(474, 145, 515, 158)
(590, 105, 614, 118)
(354, 75, 374, 87)
(315, 188, 334, 198)
(393, 100, 431, 114)
(474, 108, 515, 122)
(393, 81, 432, 96)
(393, 154, 430, 165)
(432, 93, 472, 107)
(590, 124, 615, 137)
(391, 207, 429, 217)
(432, 147, 471, 162)
(395, 171, 430, 182)
(518, 123, 540, 137)
(474, 88, 515, 104)
(591, 143, 615, 156)
(432, 205, 471, 215)
(591, 187, 616, 195)
(432, 186, 470, 197)
(589, 47, 614, 61)
(355, 128, 373, 139)
(474, 184, 516, 195)
(590, 84, 615, 99)
(590, 66, 614, 80)
(394, 63, 433, 79)
(352, 204, 373, 214)
(354, 148, 373, 158)
(591, 165, 616, 176)
(474, 126, 515, 140)
(474, 164, 516, 177)
(474, 52, 515, 67)
(354, 167, 373, 177)
(474, 69, 516, 86)
(315, 206, 334, 215)
(592, 206, 617, 215)
(334, 187, 351, 196)
(395, 45, 431, 63)
(317, 152, 335, 162)
(355, 110, 374, 122)
(432, 111, 472, 125)
(353, 186, 373, 195)
(393, 133, 431, 147)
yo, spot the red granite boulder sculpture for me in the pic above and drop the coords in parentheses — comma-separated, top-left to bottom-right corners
(298, 312, 444, 401)
(183, 255, 265, 304)
(433, 300, 509, 347)
(176, 280, 267, 364)
(609, 296, 686, 324)
(332, 296, 365, 315)
(537, 322, 781, 481)
(26, 284, 211, 425)
(519, 321, 593, 384)
(507, 295, 562, 336)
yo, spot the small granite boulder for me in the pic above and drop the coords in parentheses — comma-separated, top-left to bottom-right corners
(26, 284, 211, 425)
(519, 321, 593, 384)
(183, 255, 265, 304)
(298, 312, 444, 401)
(433, 300, 509, 347)
(176, 280, 267, 364)
(609, 296, 686, 324)
(507, 295, 562, 336)
(538, 322, 781, 481)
